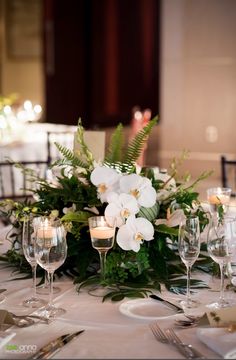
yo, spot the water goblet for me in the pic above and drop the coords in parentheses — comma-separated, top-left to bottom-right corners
(36, 273, 61, 295)
(88, 216, 116, 296)
(207, 187, 232, 216)
(207, 216, 236, 309)
(34, 217, 67, 318)
(178, 215, 201, 309)
(22, 216, 46, 308)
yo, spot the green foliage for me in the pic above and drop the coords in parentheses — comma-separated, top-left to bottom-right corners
(0, 117, 214, 301)
(53, 143, 89, 169)
(104, 123, 124, 163)
(123, 117, 158, 165)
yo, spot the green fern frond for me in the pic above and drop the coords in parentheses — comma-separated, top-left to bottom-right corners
(54, 142, 88, 168)
(104, 123, 124, 163)
(75, 118, 94, 167)
(102, 161, 136, 174)
(123, 116, 158, 165)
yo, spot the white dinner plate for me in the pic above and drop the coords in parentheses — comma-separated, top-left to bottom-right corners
(119, 298, 178, 320)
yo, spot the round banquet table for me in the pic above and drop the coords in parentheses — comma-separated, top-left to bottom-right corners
(0, 226, 229, 359)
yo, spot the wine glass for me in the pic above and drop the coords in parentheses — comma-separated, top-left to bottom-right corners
(34, 170, 61, 296)
(207, 187, 231, 216)
(34, 217, 67, 318)
(88, 216, 116, 296)
(22, 215, 46, 308)
(178, 215, 201, 309)
(207, 216, 236, 309)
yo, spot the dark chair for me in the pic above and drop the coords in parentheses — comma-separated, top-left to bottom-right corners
(221, 155, 236, 196)
(0, 160, 49, 201)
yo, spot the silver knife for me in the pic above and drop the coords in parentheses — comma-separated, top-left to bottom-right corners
(30, 330, 84, 359)
(149, 294, 183, 313)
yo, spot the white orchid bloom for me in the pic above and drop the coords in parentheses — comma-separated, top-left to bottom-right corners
(117, 215, 154, 252)
(90, 166, 121, 203)
(105, 192, 139, 227)
(119, 173, 156, 208)
(155, 209, 186, 227)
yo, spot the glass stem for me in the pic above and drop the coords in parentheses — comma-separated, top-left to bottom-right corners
(186, 264, 192, 303)
(219, 263, 225, 303)
(32, 264, 37, 298)
(44, 272, 48, 288)
(99, 251, 107, 281)
(48, 271, 54, 307)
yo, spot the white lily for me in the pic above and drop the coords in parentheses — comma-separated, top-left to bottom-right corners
(119, 173, 156, 208)
(105, 192, 139, 227)
(117, 215, 154, 252)
(155, 209, 186, 227)
(90, 166, 121, 203)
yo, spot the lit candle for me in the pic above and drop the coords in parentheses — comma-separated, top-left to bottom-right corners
(37, 226, 53, 239)
(208, 194, 229, 205)
(90, 226, 115, 239)
(36, 219, 55, 248)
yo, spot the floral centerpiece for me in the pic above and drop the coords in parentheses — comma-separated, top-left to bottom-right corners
(0, 118, 213, 300)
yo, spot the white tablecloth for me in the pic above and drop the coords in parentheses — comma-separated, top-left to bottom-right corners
(0, 228, 226, 360)
(0, 123, 77, 163)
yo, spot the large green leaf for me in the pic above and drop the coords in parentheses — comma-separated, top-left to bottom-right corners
(155, 224, 179, 237)
(138, 203, 160, 221)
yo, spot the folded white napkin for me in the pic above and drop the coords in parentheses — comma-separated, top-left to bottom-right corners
(197, 327, 236, 359)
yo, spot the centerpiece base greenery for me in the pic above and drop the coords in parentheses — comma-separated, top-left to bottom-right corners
(0, 118, 215, 301)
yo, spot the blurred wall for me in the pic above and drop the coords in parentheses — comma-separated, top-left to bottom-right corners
(0, 0, 44, 107)
(159, 0, 236, 198)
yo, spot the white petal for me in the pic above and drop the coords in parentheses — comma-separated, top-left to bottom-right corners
(91, 166, 120, 186)
(116, 225, 141, 252)
(135, 217, 154, 240)
(105, 203, 123, 227)
(130, 239, 141, 252)
(119, 193, 139, 214)
(116, 225, 133, 250)
(126, 215, 138, 233)
(119, 174, 141, 193)
(105, 203, 120, 217)
(106, 192, 119, 204)
(138, 186, 156, 207)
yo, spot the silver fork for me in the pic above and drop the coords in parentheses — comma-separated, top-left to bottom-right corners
(149, 323, 190, 358)
(149, 323, 168, 344)
(166, 328, 207, 359)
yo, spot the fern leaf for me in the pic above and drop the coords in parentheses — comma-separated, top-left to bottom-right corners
(102, 161, 136, 174)
(123, 116, 158, 165)
(104, 123, 124, 163)
(54, 142, 88, 168)
(75, 118, 95, 167)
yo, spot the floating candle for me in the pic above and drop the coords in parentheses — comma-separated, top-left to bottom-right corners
(208, 194, 229, 205)
(37, 226, 53, 239)
(90, 226, 115, 239)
